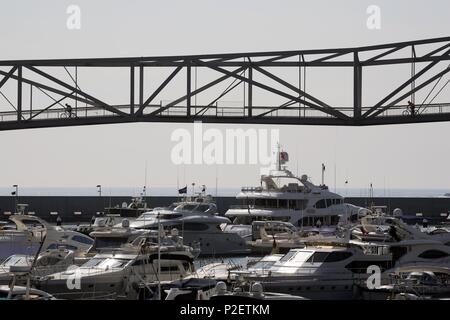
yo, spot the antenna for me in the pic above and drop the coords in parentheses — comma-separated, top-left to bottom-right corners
(277, 143, 281, 171)
(144, 160, 148, 197)
(177, 166, 180, 195)
(215, 164, 218, 198)
(334, 162, 337, 193)
(321, 163, 325, 185)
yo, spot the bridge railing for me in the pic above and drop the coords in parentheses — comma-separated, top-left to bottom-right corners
(1, 102, 450, 122)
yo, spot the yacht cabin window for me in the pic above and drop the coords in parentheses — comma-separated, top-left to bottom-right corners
(314, 198, 343, 209)
(72, 235, 94, 245)
(160, 266, 180, 272)
(233, 215, 290, 225)
(306, 252, 329, 263)
(279, 250, 313, 263)
(418, 250, 449, 259)
(47, 243, 78, 251)
(21, 219, 45, 230)
(168, 223, 209, 231)
(81, 258, 129, 269)
(244, 198, 307, 210)
(160, 214, 183, 220)
(324, 251, 353, 262)
(306, 251, 353, 264)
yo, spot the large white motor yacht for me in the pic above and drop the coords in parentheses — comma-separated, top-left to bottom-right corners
(241, 239, 450, 300)
(37, 234, 197, 300)
(224, 149, 365, 239)
(0, 248, 75, 285)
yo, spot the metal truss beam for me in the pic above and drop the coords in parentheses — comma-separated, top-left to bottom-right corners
(0, 36, 449, 131)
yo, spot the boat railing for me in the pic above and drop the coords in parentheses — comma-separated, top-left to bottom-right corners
(361, 245, 391, 256)
(228, 204, 281, 210)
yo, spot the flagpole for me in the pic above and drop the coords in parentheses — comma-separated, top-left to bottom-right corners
(12, 185, 19, 213)
(157, 212, 161, 300)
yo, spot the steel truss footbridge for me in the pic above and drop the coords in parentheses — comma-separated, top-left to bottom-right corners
(1, 37, 450, 131)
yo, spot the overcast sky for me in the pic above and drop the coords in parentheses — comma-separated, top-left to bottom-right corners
(1, 0, 450, 195)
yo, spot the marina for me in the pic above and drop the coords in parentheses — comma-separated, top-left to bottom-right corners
(1, 3, 450, 317)
(1, 149, 450, 301)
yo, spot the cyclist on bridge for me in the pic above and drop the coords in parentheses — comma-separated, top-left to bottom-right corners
(65, 103, 73, 118)
(407, 100, 416, 117)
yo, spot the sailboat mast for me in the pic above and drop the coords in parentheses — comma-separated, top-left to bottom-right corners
(277, 144, 281, 171)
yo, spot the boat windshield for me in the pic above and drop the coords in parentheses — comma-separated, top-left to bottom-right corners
(194, 204, 213, 213)
(131, 236, 176, 247)
(174, 204, 198, 212)
(249, 260, 277, 270)
(167, 204, 178, 210)
(137, 212, 155, 220)
(279, 250, 313, 263)
(94, 238, 129, 249)
(1, 255, 33, 267)
(270, 177, 301, 190)
(81, 257, 130, 269)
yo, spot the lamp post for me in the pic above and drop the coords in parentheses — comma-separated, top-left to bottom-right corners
(12, 185, 18, 212)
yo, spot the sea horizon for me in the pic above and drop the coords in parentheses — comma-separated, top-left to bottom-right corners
(1, 186, 449, 198)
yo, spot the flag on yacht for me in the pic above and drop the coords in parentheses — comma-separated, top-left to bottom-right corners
(279, 151, 289, 164)
(178, 186, 187, 194)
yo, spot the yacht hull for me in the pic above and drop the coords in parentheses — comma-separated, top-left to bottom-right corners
(182, 232, 249, 256)
(249, 275, 363, 300)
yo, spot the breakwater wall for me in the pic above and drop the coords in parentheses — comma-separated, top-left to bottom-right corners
(1, 196, 449, 223)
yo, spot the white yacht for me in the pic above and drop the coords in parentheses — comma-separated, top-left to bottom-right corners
(0, 248, 75, 285)
(241, 239, 450, 300)
(359, 265, 450, 300)
(128, 195, 248, 256)
(37, 237, 196, 300)
(162, 280, 306, 300)
(210, 281, 307, 301)
(0, 214, 94, 262)
(224, 149, 364, 239)
(351, 210, 450, 245)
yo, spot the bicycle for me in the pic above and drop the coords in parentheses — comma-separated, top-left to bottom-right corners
(402, 101, 417, 117)
(59, 110, 77, 119)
